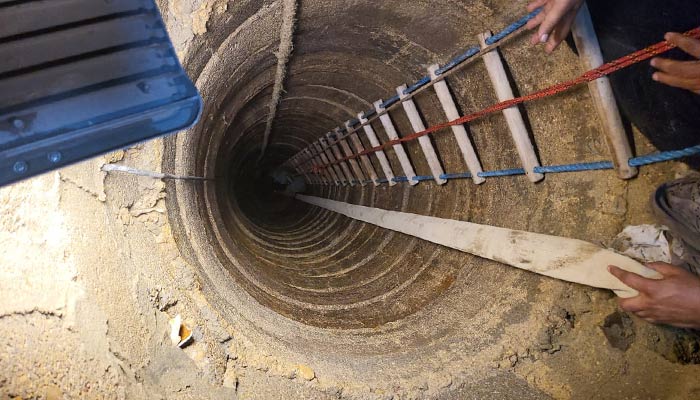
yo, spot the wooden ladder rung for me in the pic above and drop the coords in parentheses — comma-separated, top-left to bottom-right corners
(428, 64, 486, 184)
(479, 30, 544, 183)
(323, 134, 355, 186)
(397, 84, 447, 185)
(358, 112, 397, 186)
(345, 121, 380, 186)
(334, 128, 367, 186)
(314, 141, 342, 186)
(572, 2, 637, 180)
(374, 100, 418, 185)
(305, 149, 328, 185)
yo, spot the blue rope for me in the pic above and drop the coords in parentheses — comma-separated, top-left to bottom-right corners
(300, 6, 700, 187)
(440, 172, 473, 180)
(307, 145, 700, 186)
(304, 8, 540, 159)
(432, 8, 541, 76)
(299, 8, 544, 164)
(403, 76, 432, 95)
(533, 161, 614, 173)
(485, 8, 542, 46)
(381, 95, 401, 109)
(478, 168, 526, 177)
(343, 9, 542, 133)
(435, 46, 480, 76)
(362, 108, 376, 119)
(629, 145, 700, 167)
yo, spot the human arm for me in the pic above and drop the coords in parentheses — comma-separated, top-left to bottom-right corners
(608, 262, 700, 329)
(651, 33, 700, 94)
(525, 0, 584, 53)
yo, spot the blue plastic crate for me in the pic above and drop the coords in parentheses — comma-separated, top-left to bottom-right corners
(0, 0, 202, 186)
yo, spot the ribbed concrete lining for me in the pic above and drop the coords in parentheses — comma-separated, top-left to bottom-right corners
(165, 0, 604, 326)
(160, 1, 640, 391)
(174, 1, 475, 324)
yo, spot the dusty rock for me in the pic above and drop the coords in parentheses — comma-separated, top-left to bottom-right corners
(601, 311, 636, 351)
(222, 359, 238, 390)
(296, 364, 315, 381)
(44, 385, 62, 400)
(428, 373, 453, 390)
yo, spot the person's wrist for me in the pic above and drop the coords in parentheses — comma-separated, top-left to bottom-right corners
(690, 291, 700, 328)
(684, 278, 700, 328)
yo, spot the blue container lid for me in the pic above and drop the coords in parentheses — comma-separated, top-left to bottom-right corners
(0, 0, 202, 186)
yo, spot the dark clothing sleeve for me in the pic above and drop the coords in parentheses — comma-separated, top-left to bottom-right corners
(585, 0, 700, 163)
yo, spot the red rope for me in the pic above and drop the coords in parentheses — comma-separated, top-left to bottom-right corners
(313, 27, 700, 173)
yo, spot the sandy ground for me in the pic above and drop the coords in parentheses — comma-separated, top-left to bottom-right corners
(0, 144, 338, 399)
(2, 1, 700, 399)
(2, 151, 699, 399)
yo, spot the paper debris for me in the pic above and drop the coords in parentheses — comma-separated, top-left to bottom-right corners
(169, 314, 194, 348)
(609, 224, 672, 263)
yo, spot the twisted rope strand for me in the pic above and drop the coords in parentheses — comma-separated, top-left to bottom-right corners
(313, 27, 700, 173)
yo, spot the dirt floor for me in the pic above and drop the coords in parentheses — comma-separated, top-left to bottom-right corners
(3, 154, 700, 400)
(2, 1, 700, 399)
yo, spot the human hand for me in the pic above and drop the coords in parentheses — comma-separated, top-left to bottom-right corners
(651, 33, 700, 94)
(525, 0, 584, 53)
(608, 262, 700, 329)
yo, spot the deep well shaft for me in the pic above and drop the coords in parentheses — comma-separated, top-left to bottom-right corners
(166, 0, 617, 329)
(159, 0, 700, 396)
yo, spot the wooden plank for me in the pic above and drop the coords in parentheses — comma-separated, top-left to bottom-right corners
(308, 149, 330, 185)
(326, 133, 356, 186)
(374, 100, 418, 185)
(358, 112, 396, 186)
(428, 64, 486, 184)
(397, 84, 447, 185)
(297, 194, 662, 298)
(479, 31, 544, 183)
(301, 150, 323, 184)
(345, 121, 380, 186)
(314, 141, 341, 185)
(334, 128, 367, 186)
(572, 2, 637, 179)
